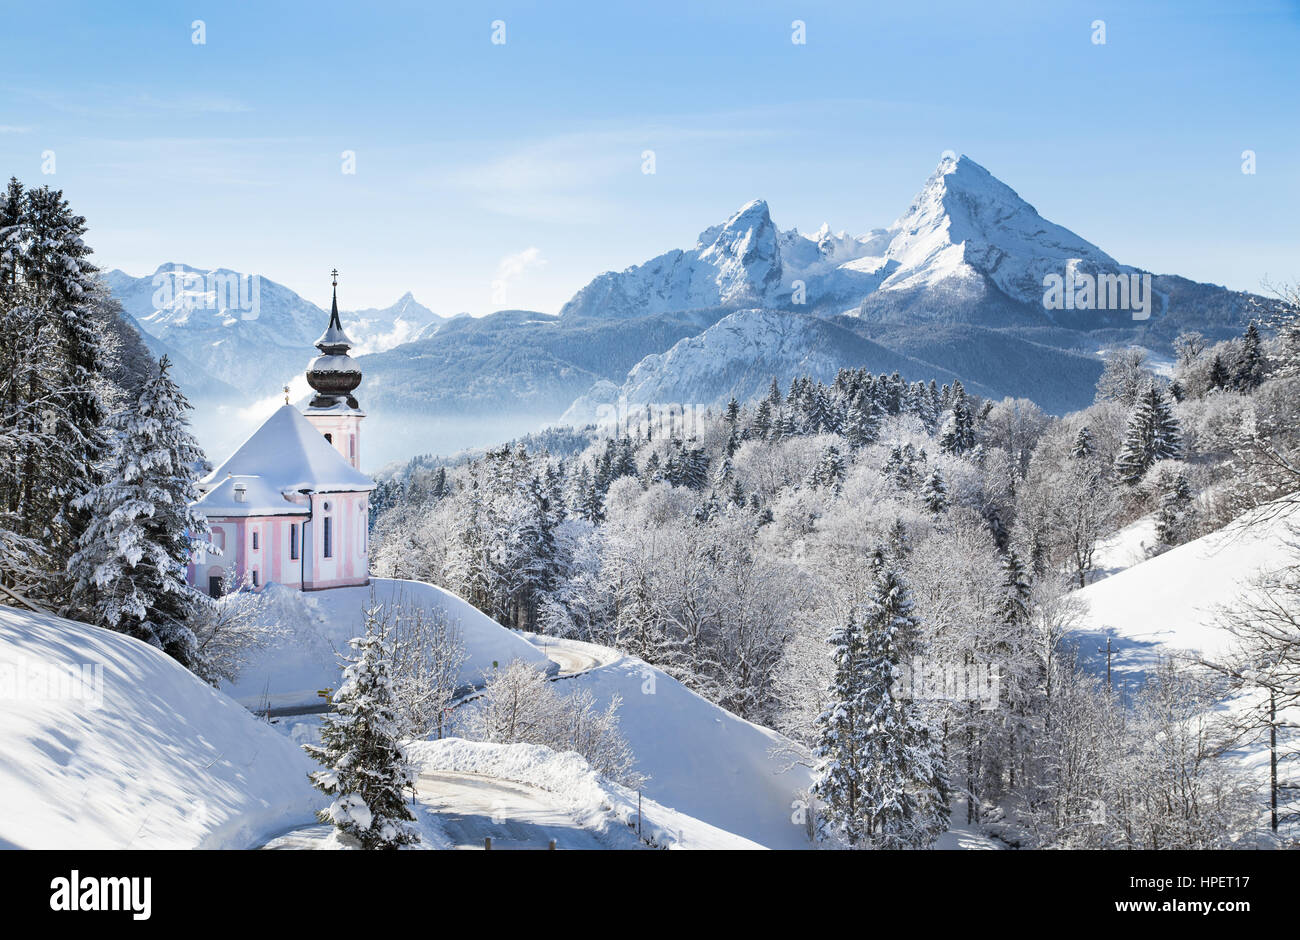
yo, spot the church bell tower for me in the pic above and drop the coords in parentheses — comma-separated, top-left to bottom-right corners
(303, 269, 365, 469)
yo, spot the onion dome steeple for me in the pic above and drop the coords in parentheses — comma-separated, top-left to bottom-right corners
(306, 268, 362, 409)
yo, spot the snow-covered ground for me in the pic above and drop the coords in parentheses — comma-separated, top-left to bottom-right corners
(409, 739, 762, 849)
(520, 636, 815, 850)
(0, 604, 318, 849)
(1072, 501, 1298, 684)
(1088, 513, 1158, 583)
(1070, 500, 1300, 841)
(225, 577, 551, 710)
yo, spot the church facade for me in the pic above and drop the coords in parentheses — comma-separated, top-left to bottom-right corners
(186, 273, 374, 595)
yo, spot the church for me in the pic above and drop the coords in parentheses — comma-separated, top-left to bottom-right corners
(186, 272, 375, 595)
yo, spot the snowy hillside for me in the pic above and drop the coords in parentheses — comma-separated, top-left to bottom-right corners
(1072, 502, 1299, 684)
(0, 604, 318, 849)
(527, 640, 816, 850)
(223, 577, 552, 710)
(561, 308, 997, 421)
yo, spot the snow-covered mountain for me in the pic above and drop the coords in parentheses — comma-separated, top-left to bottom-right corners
(560, 309, 992, 423)
(561, 155, 1140, 327)
(561, 197, 894, 320)
(334, 291, 447, 354)
(103, 265, 443, 397)
(871, 155, 1128, 309)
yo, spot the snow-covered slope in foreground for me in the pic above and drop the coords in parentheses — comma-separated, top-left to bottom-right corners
(0, 604, 318, 849)
(527, 638, 815, 849)
(225, 578, 552, 710)
(1072, 501, 1298, 683)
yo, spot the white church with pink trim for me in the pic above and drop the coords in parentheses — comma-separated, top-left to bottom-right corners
(186, 272, 374, 595)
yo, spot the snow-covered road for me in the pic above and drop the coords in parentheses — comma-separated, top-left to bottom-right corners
(416, 771, 627, 850)
(261, 769, 641, 849)
(521, 633, 621, 677)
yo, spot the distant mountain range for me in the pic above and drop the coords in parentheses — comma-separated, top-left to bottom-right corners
(105, 155, 1264, 462)
(102, 265, 451, 397)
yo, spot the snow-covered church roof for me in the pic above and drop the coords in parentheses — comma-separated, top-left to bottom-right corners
(195, 404, 374, 517)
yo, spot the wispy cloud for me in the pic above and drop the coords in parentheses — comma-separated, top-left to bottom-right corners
(17, 86, 252, 120)
(492, 247, 546, 305)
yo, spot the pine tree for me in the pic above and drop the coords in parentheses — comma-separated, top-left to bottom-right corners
(856, 565, 950, 848)
(1114, 382, 1183, 485)
(723, 396, 741, 456)
(1235, 322, 1264, 391)
(750, 398, 773, 441)
(813, 564, 950, 848)
(998, 549, 1032, 626)
(938, 381, 976, 455)
(812, 608, 871, 845)
(1071, 426, 1094, 460)
(0, 180, 114, 603)
(844, 397, 881, 450)
(23, 185, 110, 562)
(1153, 471, 1196, 549)
(66, 357, 211, 671)
(809, 443, 846, 493)
(1207, 353, 1231, 391)
(921, 467, 949, 514)
(305, 608, 419, 849)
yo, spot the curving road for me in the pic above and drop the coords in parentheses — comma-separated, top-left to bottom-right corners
(262, 770, 627, 850)
(415, 771, 613, 850)
(522, 634, 622, 678)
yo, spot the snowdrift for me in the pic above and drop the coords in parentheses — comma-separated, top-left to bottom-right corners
(537, 643, 815, 850)
(0, 604, 318, 849)
(224, 577, 552, 709)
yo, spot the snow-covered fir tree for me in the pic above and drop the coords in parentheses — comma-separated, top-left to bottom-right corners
(1070, 425, 1094, 459)
(0, 178, 118, 604)
(921, 467, 949, 514)
(939, 380, 976, 455)
(813, 560, 950, 848)
(1114, 381, 1182, 485)
(305, 607, 419, 849)
(66, 356, 211, 671)
(1152, 467, 1197, 551)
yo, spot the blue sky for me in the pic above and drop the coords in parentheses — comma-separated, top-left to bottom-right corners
(2, 0, 1298, 313)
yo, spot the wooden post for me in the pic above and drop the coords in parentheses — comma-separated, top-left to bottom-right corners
(1271, 690, 1279, 834)
(548, 839, 556, 851)
(484, 836, 492, 851)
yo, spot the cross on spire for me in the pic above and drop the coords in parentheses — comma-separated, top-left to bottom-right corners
(331, 267, 339, 287)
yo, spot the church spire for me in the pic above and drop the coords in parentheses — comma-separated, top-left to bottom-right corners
(315, 267, 353, 353)
(327, 267, 344, 334)
(306, 268, 362, 409)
